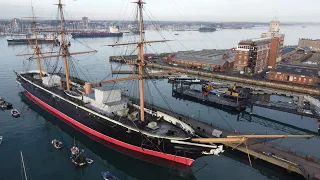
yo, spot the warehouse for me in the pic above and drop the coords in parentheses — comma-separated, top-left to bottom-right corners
(268, 64, 319, 86)
(168, 49, 234, 72)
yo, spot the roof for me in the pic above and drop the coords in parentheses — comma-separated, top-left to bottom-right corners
(297, 46, 312, 53)
(225, 56, 235, 63)
(271, 64, 318, 76)
(174, 49, 232, 66)
(282, 47, 296, 55)
(300, 38, 320, 42)
(95, 84, 121, 91)
(238, 38, 271, 46)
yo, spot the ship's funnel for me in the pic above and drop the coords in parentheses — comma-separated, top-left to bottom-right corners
(84, 82, 92, 94)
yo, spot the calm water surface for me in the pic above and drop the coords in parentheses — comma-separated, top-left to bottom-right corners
(0, 26, 319, 180)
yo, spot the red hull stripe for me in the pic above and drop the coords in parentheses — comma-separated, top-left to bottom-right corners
(24, 90, 194, 166)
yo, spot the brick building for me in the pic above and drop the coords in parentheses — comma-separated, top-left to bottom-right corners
(281, 47, 296, 61)
(168, 49, 235, 72)
(261, 19, 285, 68)
(82, 17, 89, 29)
(234, 38, 271, 74)
(298, 38, 320, 51)
(268, 64, 319, 86)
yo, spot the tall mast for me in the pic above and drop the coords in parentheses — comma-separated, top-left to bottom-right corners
(58, 0, 71, 90)
(137, 0, 145, 121)
(20, 151, 28, 180)
(102, 0, 170, 121)
(31, 7, 43, 79)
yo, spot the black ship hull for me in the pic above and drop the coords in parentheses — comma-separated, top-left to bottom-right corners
(198, 28, 216, 32)
(16, 73, 216, 168)
(7, 39, 59, 45)
(71, 33, 123, 38)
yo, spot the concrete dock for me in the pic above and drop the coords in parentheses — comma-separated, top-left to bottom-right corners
(147, 63, 320, 96)
(142, 102, 320, 179)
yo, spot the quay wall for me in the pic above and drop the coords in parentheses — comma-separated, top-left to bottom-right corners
(148, 63, 320, 96)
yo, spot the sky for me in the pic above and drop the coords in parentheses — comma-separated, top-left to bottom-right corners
(0, 0, 319, 22)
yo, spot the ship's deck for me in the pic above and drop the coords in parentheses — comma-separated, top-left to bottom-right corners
(20, 73, 191, 139)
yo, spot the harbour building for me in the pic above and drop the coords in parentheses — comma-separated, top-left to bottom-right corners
(261, 18, 285, 68)
(82, 16, 89, 29)
(234, 38, 271, 74)
(267, 64, 319, 86)
(234, 19, 285, 73)
(298, 38, 320, 51)
(281, 47, 296, 61)
(168, 49, 235, 72)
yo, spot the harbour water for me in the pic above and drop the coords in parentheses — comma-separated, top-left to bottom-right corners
(0, 26, 320, 180)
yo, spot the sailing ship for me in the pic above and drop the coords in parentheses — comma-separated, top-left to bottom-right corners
(15, 0, 314, 169)
(15, 0, 223, 168)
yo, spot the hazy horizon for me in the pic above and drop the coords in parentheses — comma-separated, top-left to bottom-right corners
(0, 0, 319, 23)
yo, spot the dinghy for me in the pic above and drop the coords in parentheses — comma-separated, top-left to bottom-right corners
(11, 109, 20, 118)
(70, 146, 87, 167)
(101, 171, 118, 180)
(0, 136, 3, 146)
(86, 158, 94, 164)
(51, 139, 63, 149)
(0, 98, 12, 109)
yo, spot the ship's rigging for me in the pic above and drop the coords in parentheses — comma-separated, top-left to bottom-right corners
(13, 0, 317, 172)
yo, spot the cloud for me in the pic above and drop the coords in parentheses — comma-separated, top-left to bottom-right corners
(0, 0, 320, 22)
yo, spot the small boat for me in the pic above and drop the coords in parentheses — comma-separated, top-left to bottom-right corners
(71, 146, 80, 156)
(102, 171, 118, 180)
(70, 146, 87, 166)
(168, 75, 201, 83)
(0, 98, 12, 109)
(71, 153, 87, 167)
(11, 109, 20, 118)
(0, 136, 3, 146)
(51, 139, 63, 149)
(86, 158, 94, 164)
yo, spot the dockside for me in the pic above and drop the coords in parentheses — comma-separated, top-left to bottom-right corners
(141, 101, 320, 180)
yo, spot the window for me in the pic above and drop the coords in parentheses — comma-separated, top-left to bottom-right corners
(298, 77, 301, 81)
(303, 78, 307, 82)
(309, 79, 313, 82)
(244, 56, 248, 60)
(294, 77, 297, 80)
